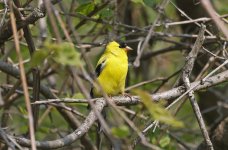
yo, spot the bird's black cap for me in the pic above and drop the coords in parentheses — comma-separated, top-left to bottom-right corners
(118, 41, 127, 48)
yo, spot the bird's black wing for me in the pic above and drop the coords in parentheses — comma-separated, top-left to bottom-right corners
(90, 59, 106, 98)
(90, 88, 94, 98)
(95, 60, 106, 77)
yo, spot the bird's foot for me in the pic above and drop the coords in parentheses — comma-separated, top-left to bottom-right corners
(108, 95, 113, 99)
(122, 93, 132, 100)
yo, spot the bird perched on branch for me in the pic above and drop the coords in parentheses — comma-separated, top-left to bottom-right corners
(90, 41, 133, 98)
(90, 41, 132, 149)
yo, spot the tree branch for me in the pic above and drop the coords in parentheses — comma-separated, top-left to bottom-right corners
(13, 99, 105, 149)
(0, 0, 62, 44)
(1, 60, 228, 148)
(182, 25, 213, 150)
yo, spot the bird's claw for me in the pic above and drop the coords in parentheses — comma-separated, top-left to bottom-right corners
(122, 93, 132, 100)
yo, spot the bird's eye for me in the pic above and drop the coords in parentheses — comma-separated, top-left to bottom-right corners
(119, 42, 127, 48)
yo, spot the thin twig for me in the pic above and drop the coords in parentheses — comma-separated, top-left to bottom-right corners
(1, 69, 228, 149)
(202, 47, 225, 60)
(0, 0, 62, 44)
(9, 2, 36, 150)
(161, 14, 228, 27)
(0, 128, 16, 150)
(125, 77, 166, 91)
(168, 132, 192, 150)
(32, 98, 89, 105)
(200, 0, 228, 40)
(118, 107, 148, 120)
(44, 0, 62, 43)
(48, 103, 86, 119)
(0, 0, 8, 29)
(170, 1, 214, 37)
(14, 0, 41, 132)
(133, 0, 170, 67)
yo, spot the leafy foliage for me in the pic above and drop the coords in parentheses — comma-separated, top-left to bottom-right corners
(31, 42, 82, 67)
(76, 2, 95, 15)
(134, 89, 183, 127)
(111, 125, 130, 138)
(1, 0, 228, 149)
(159, 135, 171, 148)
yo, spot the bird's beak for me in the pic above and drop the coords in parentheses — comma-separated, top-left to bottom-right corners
(125, 46, 133, 51)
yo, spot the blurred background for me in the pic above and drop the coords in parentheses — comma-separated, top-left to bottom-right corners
(0, 0, 228, 149)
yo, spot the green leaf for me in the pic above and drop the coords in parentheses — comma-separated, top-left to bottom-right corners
(72, 93, 85, 99)
(77, 0, 92, 5)
(133, 89, 183, 127)
(159, 135, 170, 148)
(18, 106, 28, 115)
(94, 0, 101, 4)
(143, 0, 157, 7)
(111, 125, 130, 138)
(131, 0, 145, 5)
(99, 8, 113, 19)
(31, 49, 49, 67)
(76, 2, 95, 15)
(51, 43, 81, 66)
(0, 3, 4, 9)
(31, 42, 82, 67)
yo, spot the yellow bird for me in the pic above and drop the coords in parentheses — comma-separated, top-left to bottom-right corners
(90, 41, 133, 98)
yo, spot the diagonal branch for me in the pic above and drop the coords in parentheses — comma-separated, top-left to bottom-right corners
(0, 58, 228, 148)
(0, 0, 62, 44)
(200, 0, 228, 40)
(13, 99, 106, 149)
(0, 60, 97, 150)
(9, 2, 36, 149)
(182, 25, 214, 150)
(13, 0, 41, 132)
(133, 0, 170, 67)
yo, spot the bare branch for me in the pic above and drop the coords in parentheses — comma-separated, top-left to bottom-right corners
(133, 0, 170, 67)
(13, 100, 105, 149)
(1, 60, 228, 104)
(9, 2, 36, 149)
(0, 63, 228, 149)
(0, 0, 62, 44)
(181, 25, 213, 150)
(200, 0, 228, 40)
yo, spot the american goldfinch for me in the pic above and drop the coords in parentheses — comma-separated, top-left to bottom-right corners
(90, 41, 133, 98)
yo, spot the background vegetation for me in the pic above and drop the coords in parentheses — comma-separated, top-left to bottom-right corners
(0, 0, 228, 149)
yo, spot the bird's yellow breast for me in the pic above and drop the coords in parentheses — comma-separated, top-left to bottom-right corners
(94, 52, 128, 96)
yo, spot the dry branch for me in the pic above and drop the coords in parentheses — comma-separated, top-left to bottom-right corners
(9, 2, 36, 149)
(1, 60, 228, 148)
(182, 25, 214, 150)
(13, 100, 106, 149)
(200, 0, 228, 40)
(0, 0, 62, 44)
(0, 1, 228, 149)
